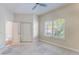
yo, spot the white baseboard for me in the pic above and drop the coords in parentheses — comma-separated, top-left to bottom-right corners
(40, 39, 79, 53)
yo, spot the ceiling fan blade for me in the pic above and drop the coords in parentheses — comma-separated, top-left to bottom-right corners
(32, 4, 38, 10)
(32, 3, 47, 10)
(39, 3, 47, 7)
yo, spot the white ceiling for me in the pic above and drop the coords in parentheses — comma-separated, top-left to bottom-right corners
(1, 3, 66, 15)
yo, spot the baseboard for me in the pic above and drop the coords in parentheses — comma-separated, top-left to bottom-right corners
(20, 41, 32, 43)
(40, 39, 79, 53)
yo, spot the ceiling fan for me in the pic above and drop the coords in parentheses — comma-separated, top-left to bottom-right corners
(32, 3, 47, 10)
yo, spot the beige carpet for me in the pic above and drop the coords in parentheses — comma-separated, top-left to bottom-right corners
(1, 41, 79, 55)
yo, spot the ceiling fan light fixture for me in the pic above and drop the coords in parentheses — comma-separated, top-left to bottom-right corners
(32, 3, 47, 10)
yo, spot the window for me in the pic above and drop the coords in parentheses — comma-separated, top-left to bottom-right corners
(44, 18, 64, 39)
(53, 18, 64, 38)
(44, 20, 53, 36)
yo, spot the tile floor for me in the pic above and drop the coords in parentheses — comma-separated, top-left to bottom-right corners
(1, 41, 79, 55)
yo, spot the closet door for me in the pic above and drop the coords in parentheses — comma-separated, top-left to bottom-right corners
(20, 23, 32, 42)
(13, 22, 20, 43)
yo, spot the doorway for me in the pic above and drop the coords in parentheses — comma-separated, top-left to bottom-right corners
(20, 22, 32, 42)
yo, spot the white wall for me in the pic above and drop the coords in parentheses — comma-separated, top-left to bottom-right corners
(39, 4, 79, 52)
(14, 14, 33, 22)
(14, 14, 39, 42)
(0, 5, 14, 45)
(14, 14, 33, 42)
(33, 15, 39, 39)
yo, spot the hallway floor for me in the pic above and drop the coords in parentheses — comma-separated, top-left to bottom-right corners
(1, 41, 79, 55)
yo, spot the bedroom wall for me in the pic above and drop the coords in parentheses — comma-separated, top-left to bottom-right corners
(13, 14, 33, 42)
(14, 14, 33, 22)
(33, 15, 39, 39)
(0, 5, 14, 45)
(39, 4, 79, 52)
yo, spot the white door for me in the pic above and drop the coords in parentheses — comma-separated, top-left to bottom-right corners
(20, 23, 32, 42)
(13, 22, 20, 43)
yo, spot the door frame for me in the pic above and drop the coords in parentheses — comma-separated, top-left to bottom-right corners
(20, 22, 33, 43)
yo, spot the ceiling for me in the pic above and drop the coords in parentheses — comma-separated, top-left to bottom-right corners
(1, 3, 66, 15)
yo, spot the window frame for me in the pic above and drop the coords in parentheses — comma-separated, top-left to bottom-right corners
(44, 18, 65, 39)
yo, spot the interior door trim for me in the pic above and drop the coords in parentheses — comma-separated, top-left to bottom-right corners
(20, 22, 33, 43)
